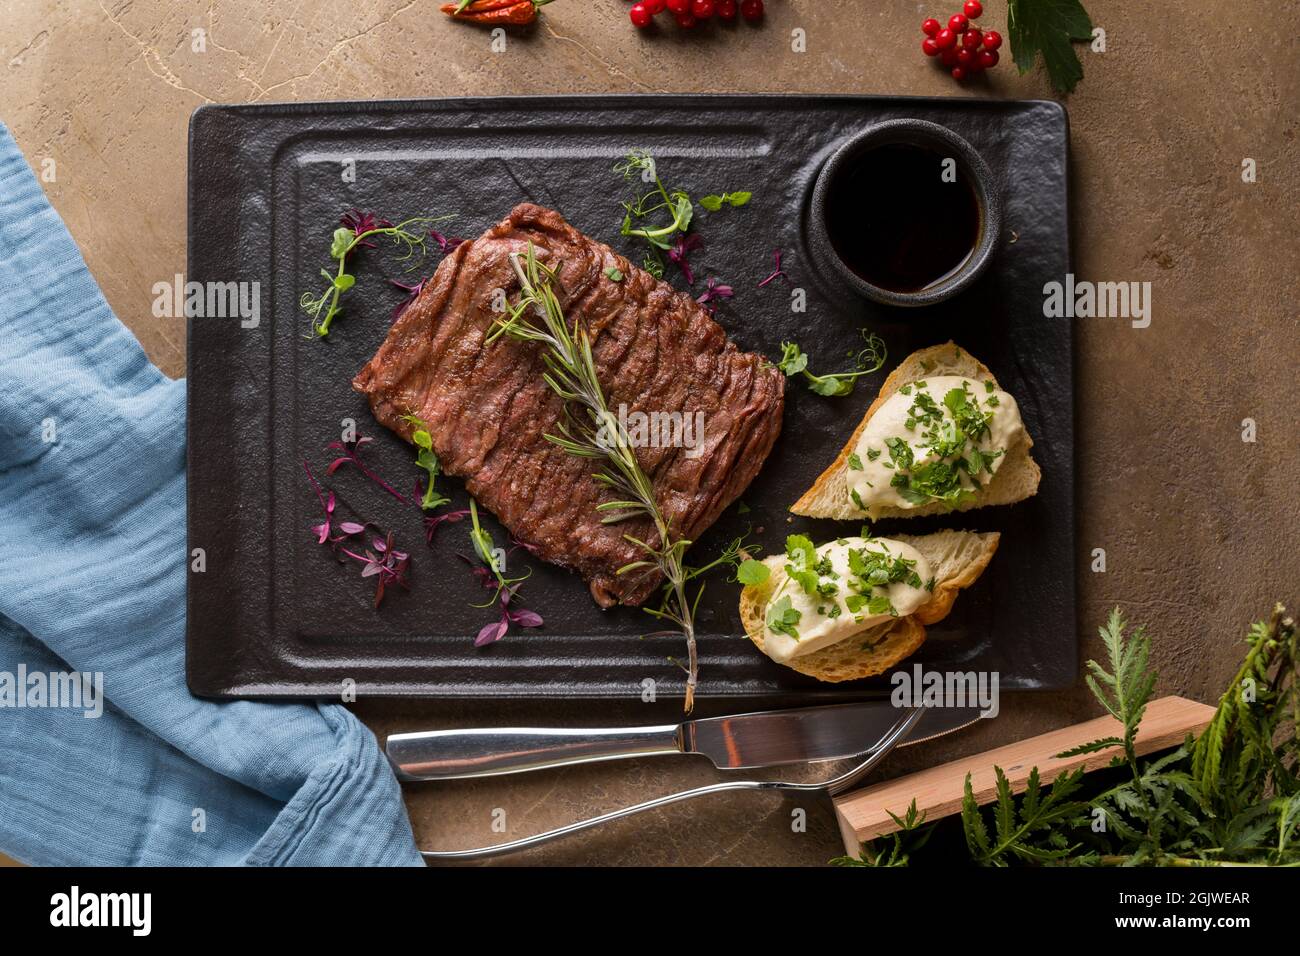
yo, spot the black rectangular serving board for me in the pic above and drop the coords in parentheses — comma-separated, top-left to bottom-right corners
(187, 94, 1074, 701)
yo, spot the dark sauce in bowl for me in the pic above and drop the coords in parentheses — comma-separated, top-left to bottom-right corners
(824, 142, 981, 294)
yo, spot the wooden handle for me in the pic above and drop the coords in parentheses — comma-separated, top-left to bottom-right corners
(832, 695, 1216, 855)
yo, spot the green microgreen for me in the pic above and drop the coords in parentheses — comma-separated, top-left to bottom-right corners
(399, 414, 450, 511)
(300, 211, 452, 338)
(699, 191, 752, 211)
(615, 149, 695, 276)
(775, 331, 887, 397)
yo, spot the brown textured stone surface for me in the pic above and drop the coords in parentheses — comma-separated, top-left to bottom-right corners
(2, 0, 1296, 867)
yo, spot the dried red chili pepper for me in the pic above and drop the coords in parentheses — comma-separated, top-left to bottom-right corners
(440, 0, 553, 24)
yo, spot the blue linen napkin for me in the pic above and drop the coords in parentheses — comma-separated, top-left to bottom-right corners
(0, 121, 423, 866)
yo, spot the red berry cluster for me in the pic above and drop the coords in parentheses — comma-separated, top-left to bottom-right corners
(630, 0, 763, 29)
(920, 0, 1001, 81)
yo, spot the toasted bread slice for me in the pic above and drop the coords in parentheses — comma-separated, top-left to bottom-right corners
(790, 342, 1040, 520)
(739, 530, 999, 682)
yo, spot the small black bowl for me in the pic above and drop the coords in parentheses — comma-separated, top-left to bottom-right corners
(809, 118, 1002, 307)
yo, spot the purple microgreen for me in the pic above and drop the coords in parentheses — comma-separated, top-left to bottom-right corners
(389, 276, 428, 322)
(506, 606, 544, 628)
(304, 462, 338, 543)
(337, 530, 409, 608)
(325, 435, 408, 503)
(305, 463, 409, 608)
(303, 460, 329, 510)
(430, 230, 464, 255)
(757, 248, 788, 287)
(509, 535, 541, 557)
(696, 276, 734, 314)
(667, 233, 703, 286)
(425, 508, 470, 545)
(340, 210, 393, 250)
(475, 618, 509, 647)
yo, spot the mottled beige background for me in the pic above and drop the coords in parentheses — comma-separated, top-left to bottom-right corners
(2, 0, 1296, 866)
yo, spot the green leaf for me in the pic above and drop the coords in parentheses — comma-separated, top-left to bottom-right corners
(412, 429, 433, 451)
(736, 559, 770, 586)
(1007, 0, 1093, 94)
(961, 774, 992, 858)
(603, 266, 624, 282)
(785, 534, 816, 571)
(808, 375, 852, 397)
(776, 342, 808, 377)
(1055, 736, 1124, 759)
(674, 193, 694, 233)
(765, 595, 801, 638)
(330, 227, 354, 260)
(700, 191, 752, 211)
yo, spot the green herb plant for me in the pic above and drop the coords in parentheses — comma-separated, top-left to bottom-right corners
(835, 604, 1300, 867)
(831, 800, 935, 867)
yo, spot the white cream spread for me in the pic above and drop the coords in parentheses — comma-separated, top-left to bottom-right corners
(846, 375, 1023, 516)
(763, 536, 932, 663)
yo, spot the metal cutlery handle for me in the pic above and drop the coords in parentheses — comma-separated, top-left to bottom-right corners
(417, 707, 923, 861)
(388, 724, 683, 781)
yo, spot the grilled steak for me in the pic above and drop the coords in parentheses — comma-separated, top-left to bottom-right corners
(353, 203, 784, 607)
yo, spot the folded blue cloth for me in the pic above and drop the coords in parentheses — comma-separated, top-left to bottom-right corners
(0, 122, 423, 866)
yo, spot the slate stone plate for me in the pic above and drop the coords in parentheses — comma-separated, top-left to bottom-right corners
(186, 94, 1074, 701)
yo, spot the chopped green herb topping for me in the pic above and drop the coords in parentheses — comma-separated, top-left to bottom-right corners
(784, 534, 820, 597)
(766, 595, 801, 639)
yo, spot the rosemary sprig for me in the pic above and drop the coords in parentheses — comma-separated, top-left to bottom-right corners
(489, 242, 702, 711)
(300, 214, 451, 338)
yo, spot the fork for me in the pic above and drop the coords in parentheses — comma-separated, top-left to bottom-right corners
(416, 706, 924, 861)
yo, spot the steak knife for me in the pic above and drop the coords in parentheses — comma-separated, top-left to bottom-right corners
(387, 701, 985, 781)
